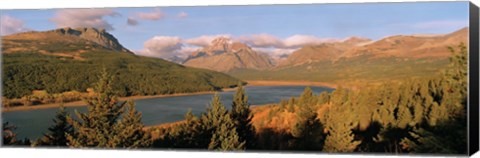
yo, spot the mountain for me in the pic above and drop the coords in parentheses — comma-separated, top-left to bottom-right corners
(277, 28, 467, 68)
(230, 28, 468, 83)
(276, 36, 372, 67)
(1, 28, 242, 99)
(183, 37, 274, 72)
(3, 27, 132, 53)
(339, 27, 468, 60)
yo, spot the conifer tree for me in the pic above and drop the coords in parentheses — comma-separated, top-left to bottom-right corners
(230, 84, 255, 149)
(34, 105, 73, 147)
(323, 88, 360, 152)
(66, 68, 150, 148)
(204, 94, 246, 150)
(111, 100, 152, 148)
(291, 87, 325, 150)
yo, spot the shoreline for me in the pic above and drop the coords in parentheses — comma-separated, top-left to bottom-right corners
(2, 88, 237, 113)
(245, 80, 337, 89)
(2, 80, 336, 113)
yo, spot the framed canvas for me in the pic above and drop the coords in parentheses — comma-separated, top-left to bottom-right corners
(1, 0, 479, 157)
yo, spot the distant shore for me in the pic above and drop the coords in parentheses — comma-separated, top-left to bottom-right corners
(2, 80, 336, 112)
(246, 80, 337, 88)
(2, 88, 237, 112)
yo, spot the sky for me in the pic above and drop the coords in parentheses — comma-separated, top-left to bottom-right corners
(0, 1, 470, 60)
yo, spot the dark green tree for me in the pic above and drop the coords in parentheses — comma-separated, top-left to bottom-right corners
(291, 87, 325, 150)
(66, 68, 150, 148)
(34, 105, 73, 147)
(205, 94, 246, 150)
(230, 84, 256, 149)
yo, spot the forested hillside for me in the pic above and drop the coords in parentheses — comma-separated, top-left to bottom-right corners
(1, 28, 242, 107)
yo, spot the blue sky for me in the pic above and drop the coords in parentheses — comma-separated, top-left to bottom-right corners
(1, 1, 470, 59)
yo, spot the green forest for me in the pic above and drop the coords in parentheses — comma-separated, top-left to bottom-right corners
(2, 51, 242, 107)
(2, 43, 468, 155)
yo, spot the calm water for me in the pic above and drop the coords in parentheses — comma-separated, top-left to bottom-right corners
(2, 86, 333, 140)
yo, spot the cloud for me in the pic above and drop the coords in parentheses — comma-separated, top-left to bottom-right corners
(236, 34, 339, 49)
(177, 12, 188, 18)
(253, 47, 296, 60)
(184, 34, 231, 47)
(283, 35, 338, 48)
(1, 15, 30, 36)
(136, 33, 339, 60)
(135, 8, 165, 21)
(50, 9, 119, 30)
(136, 36, 183, 58)
(127, 17, 139, 26)
(237, 34, 283, 48)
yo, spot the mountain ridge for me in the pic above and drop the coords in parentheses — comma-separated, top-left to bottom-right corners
(183, 37, 274, 72)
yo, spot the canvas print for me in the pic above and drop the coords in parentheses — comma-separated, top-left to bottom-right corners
(0, 1, 472, 155)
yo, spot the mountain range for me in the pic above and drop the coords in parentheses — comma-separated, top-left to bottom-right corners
(175, 27, 467, 76)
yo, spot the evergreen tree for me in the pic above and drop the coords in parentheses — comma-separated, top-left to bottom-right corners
(230, 84, 255, 149)
(291, 87, 325, 150)
(66, 68, 150, 148)
(111, 100, 152, 148)
(323, 88, 360, 152)
(34, 105, 73, 147)
(318, 91, 330, 105)
(204, 94, 246, 150)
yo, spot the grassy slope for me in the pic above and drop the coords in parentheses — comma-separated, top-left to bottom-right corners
(229, 55, 449, 84)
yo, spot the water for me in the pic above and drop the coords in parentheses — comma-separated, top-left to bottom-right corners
(2, 86, 333, 140)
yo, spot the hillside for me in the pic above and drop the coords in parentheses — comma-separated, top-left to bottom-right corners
(230, 28, 468, 83)
(1, 28, 242, 101)
(183, 37, 274, 72)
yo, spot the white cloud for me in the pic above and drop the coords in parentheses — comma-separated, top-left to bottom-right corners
(136, 33, 340, 60)
(184, 34, 231, 47)
(135, 8, 165, 21)
(237, 34, 283, 48)
(283, 35, 338, 48)
(0, 15, 30, 36)
(50, 9, 119, 30)
(177, 12, 188, 18)
(136, 36, 183, 59)
(253, 47, 296, 60)
(236, 34, 339, 49)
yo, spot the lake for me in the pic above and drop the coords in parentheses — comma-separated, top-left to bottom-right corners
(2, 86, 333, 140)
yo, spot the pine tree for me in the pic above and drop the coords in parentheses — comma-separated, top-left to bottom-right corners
(111, 100, 152, 148)
(34, 105, 73, 147)
(230, 84, 255, 149)
(208, 115, 246, 151)
(323, 105, 361, 152)
(291, 87, 324, 150)
(318, 91, 330, 105)
(323, 88, 360, 152)
(204, 94, 246, 150)
(66, 68, 150, 148)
